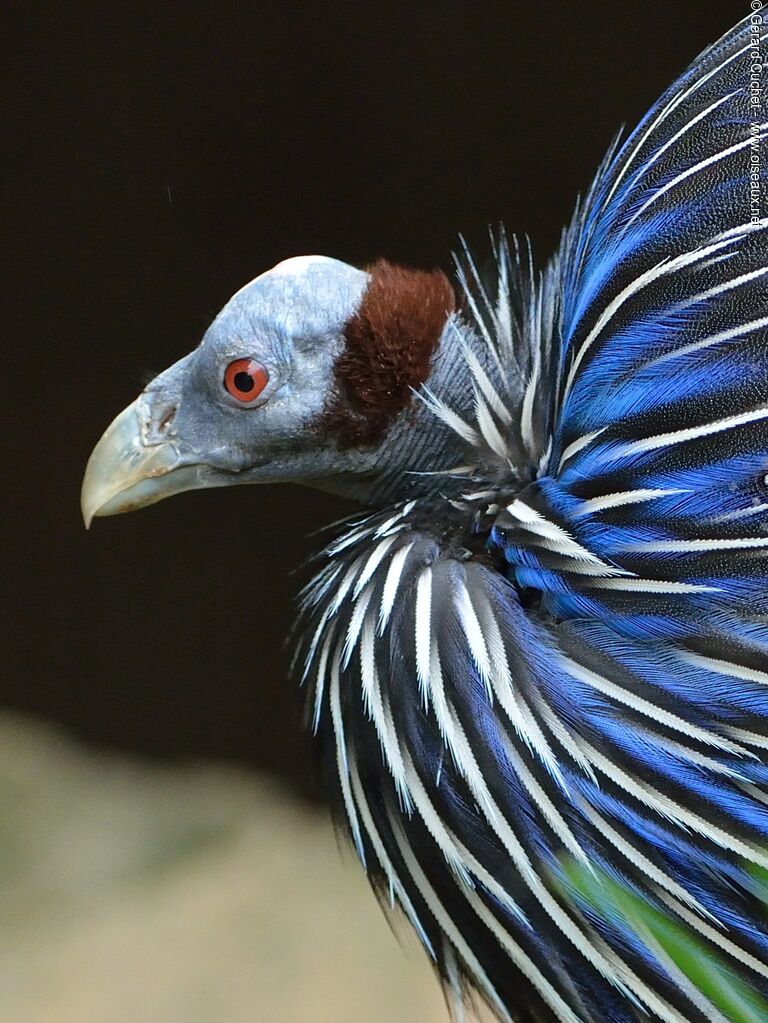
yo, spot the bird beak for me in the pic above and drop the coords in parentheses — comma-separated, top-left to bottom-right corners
(81, 397, 207, 528)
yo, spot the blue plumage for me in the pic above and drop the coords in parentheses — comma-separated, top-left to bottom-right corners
(297, 14, 768, 1022)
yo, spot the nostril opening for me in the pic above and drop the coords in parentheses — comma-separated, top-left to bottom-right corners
(157, 405, 177, 432)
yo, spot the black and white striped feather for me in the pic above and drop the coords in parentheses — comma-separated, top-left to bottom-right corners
(298, 15, 768, 1023)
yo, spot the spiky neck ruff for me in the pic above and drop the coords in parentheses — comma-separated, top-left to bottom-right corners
(316, 252, 549, 507)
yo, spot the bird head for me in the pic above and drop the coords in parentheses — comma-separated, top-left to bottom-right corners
(81, 254, 466, 526)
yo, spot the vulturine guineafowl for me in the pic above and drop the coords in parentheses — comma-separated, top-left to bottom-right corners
(82, 14, 768, 1023)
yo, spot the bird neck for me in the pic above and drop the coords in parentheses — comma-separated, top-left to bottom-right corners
(311, 314, 486, 507)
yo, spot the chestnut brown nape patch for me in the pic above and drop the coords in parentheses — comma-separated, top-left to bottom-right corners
(321, 259, 455, 448)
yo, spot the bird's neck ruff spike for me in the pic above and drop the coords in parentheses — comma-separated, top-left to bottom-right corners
(308, 259, 487, 508)
(319, 243, 554, 508)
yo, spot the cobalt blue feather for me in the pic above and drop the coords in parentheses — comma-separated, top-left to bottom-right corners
(299, 13, 768, 1023)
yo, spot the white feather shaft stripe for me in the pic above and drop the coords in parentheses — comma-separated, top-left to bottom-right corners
(426, 640, 501, 827)
(533, 697, 598, 783)
(714, 500, 768, 523)
(378, 541, 414, 634)
(459, 337, 513, 425)
(388, 814, 513, 1023)
(329, 645, 366, 865)
(614, 404, 768, 457)
(400, 750, 474, 888)
(326, 524, 375, 556)
(715, 215, 768, 242)
(641, 315, 768, 371)
(341, 582, 375, 669)
(455, 580, 493, 697)
(678, 650, 768, 687)
(520, 362, 541, 456)
(456, 875, 587, 1023)
(498, 732, 591, 867)
(575, 488, 690, 517)
(442, 943, 465, 1023)
(329, 558, 364, 614)
(353, 534, 400, 599)
(654, 889, 768, 982)
(580, 739, 768, 869)
(404, 757, 531, 924)
(311, 624, 336, 733)
(602, 34, 752, 211)
(419, 387, 482, 446)
(563, 227, 756, 399)
(415, 568, 433, 706)
(513, 530, 625, 575)
(586, 578, 719, 594)
(359, 613, 412, 808)
(400, 749, 532, 926)
(630, 931, 730, 1023)
(470, 584, 567, 785)
(349, 761, 435, 957)
(558, 656, 746, 754)
(675, 267, 768, 314)
(558, 429, 606, 471)
(626, 90, 738, 195)
(301, 604, 333, 686)
(618, 536, 768, 553)
(626, 128, 768, 226)
(474, 389, 511, 459)
(726, 725, 768, 750)
(579, 802, 714, 919)
(505, 500, 614, 568)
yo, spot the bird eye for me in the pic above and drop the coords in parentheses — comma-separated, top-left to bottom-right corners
(223, 359, 270, 403)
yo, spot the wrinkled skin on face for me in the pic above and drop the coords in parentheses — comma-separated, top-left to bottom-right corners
(82, 256, 382, 524)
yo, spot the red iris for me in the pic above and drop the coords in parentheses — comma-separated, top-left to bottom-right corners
(224, 359, 269, 403)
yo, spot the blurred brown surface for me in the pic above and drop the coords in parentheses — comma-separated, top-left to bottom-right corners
(0, 716, 495, 1023)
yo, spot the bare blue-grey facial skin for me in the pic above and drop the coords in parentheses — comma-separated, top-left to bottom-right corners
(152, 257, 375, 471)
(81, 256, 381, 523)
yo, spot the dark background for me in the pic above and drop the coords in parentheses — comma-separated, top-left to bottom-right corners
(6, 2, 740, 798)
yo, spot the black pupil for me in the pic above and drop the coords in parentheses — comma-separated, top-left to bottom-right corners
(233, 370, 255, 393)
